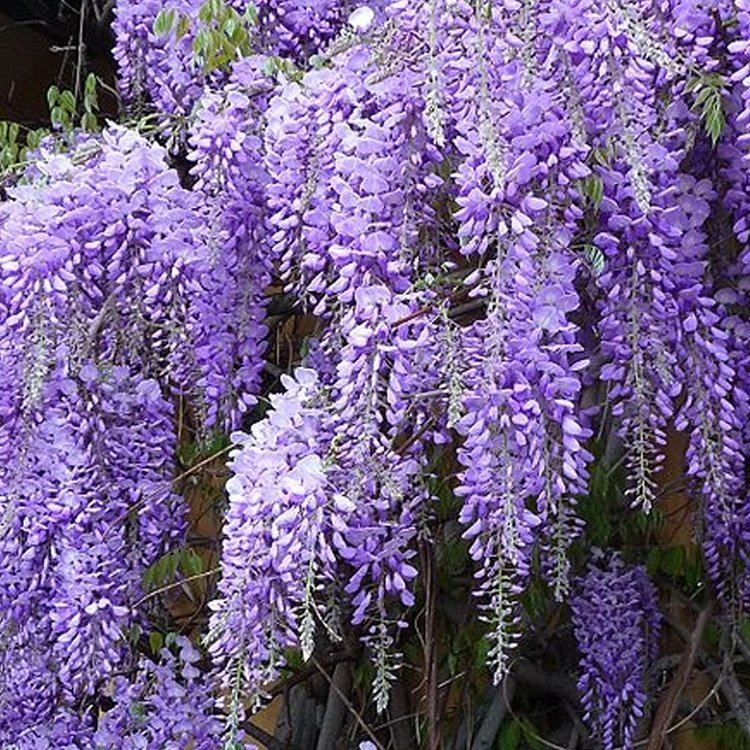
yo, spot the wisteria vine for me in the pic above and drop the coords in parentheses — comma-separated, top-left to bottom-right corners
(1, 0, 749, 747)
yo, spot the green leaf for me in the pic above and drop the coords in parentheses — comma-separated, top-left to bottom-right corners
(181, 549, 204, 577)
(262, 56, 280, 76)
(176, 14, 191, 39)
(46, 85, 59, 109)
(154, 9, 176, 36)
(149, 631, 164, 653)
(497, 719, 522, 750)
(81, 112, 98, 132)
(689, 72, 727, 147)
(225, 16, 238, 37)
(193, 28, 210, 55)
(309, 54, 327, 69)
(60, 90, 76, 113)
(244, 3, 258, 25)
(581, 175, 603, 207)
(50, 107, 64, 126)
(85, 72, 97, 97)
(27, 128, 45, 150)
(582, 243, 605, 276)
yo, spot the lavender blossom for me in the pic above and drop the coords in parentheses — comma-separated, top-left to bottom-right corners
(571, 554, 661, 750)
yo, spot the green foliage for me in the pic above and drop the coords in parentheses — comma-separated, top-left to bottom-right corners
(0, 122, 24, 173)
(646, 545, 704, 591)
(580, 242, 605, 276)
(261, 55, 303, 83)
(694, 721, 750, 750)
(142, 547, 205, 591)
(309, 53, 328, 70)
(81, 73, 101, 131)
(578, 454, 617, 548)
(147, 630, 180, 655)
(178, 429, 230, 467)
(577, 435, 666, 554)
(590, 139, 617, 168)
(496, 717, 545, 750)
(149, 630, 165, 653)
(155, 1, 258, 74)
(580, 174, 604, 208)
(148, 630, 182, 655)
(154, 8, 178, 36)
(154, 7, 192, 39)
(47, 85, 76, 129)
(688, 72, 727, 147)
(47, 74, 101, 133)
(154, 1, 305, 80)
(0, 77, 96, 173)
(0, 121, 48, 175)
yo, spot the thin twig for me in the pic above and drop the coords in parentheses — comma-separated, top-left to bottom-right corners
(74, 0, 87, 105)
(107, 443, 234, 532)
(132, 568, 220, 609)
(646, 600, 714, 750)
(312, 656, 385, 750)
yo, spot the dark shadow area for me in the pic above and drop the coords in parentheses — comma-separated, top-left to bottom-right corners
(0, 0, 116, 125)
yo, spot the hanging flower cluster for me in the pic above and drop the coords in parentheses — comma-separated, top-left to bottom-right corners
(0, 126, 263, 746)
(571, 555, 661, 750)
(209, 286, 437, 717)
(3, 636, 222, 750)
(113, 0, 370, 117)
(94, 637, 223, 750)
(0, 365, 181, 741)
(186, 56, 274, 430)
(207, 366, 332, 729)
(2, 0, 750, 746)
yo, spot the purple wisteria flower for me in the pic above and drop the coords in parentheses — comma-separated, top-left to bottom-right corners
(3, 0, 750, 739)
(571, 554, 661, 750)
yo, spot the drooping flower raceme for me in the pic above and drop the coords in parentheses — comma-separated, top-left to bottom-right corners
(209, 286, 437, 716)
(264, 37, 444, 316)
(0, 365, 180, 740)
(207, 367, 334, 725)
(0, 127, 231, 742)
(3, 0, 750, 743)
(571, 554, 661, 750)
(186, 56, 274, 430)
